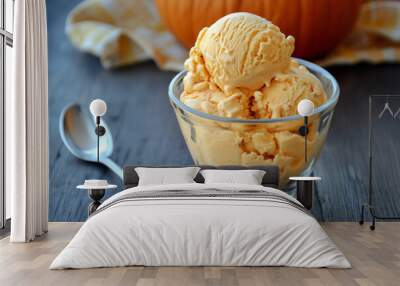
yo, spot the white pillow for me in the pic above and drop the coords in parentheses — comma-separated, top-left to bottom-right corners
(135, 167, 201, 186)
(200, 169, 266, 185)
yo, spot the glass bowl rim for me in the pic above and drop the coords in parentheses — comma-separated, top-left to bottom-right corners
(168, 58, 340, 124)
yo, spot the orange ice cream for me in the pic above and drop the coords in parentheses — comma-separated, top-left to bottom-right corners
(195, 12, 295, 92)
(179, 13, 328, 186)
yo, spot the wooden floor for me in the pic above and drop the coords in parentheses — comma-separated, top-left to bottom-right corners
(0, 223, 399, 286)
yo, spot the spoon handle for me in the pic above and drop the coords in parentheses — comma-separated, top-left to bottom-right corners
(102, 158, 123, 179)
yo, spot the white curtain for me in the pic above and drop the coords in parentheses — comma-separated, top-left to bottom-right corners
(7, 0, 49, 242)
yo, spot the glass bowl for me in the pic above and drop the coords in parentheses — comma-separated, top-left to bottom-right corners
(168, 59, 339, 188)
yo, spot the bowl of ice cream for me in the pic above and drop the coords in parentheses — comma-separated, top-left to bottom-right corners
(168, 13, 339, 188)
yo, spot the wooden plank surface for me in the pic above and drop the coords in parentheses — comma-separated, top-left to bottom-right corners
(1, 222, 400, 286)
(47, 0, 400, 222)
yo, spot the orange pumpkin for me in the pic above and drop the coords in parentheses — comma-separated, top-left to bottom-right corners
(156, 0, 363, 59)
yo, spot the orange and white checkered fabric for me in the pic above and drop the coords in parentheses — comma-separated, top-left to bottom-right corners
(66, 0, 400, 70)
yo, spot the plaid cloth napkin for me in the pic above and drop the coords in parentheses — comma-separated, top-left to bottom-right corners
(66, 0, 400, 70)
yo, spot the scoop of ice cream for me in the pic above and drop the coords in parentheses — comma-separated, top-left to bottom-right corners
(193, 12, 295, 92)
(182, 60, 326, 120)
(252, 60, 327, 119)
(182, 73, 252, 119)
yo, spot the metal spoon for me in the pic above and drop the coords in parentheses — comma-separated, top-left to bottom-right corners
(59, 103, 123, 179)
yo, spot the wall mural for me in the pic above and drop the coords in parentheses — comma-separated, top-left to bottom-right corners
(47, 0, 400, 223)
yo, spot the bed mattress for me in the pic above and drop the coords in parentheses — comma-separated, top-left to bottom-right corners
(50, 183, 350, 269)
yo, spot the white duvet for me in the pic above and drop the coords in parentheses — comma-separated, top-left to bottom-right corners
(50, 183, 350, 269)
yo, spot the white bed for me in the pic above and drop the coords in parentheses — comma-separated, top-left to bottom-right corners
(50, 182, 350, 269)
